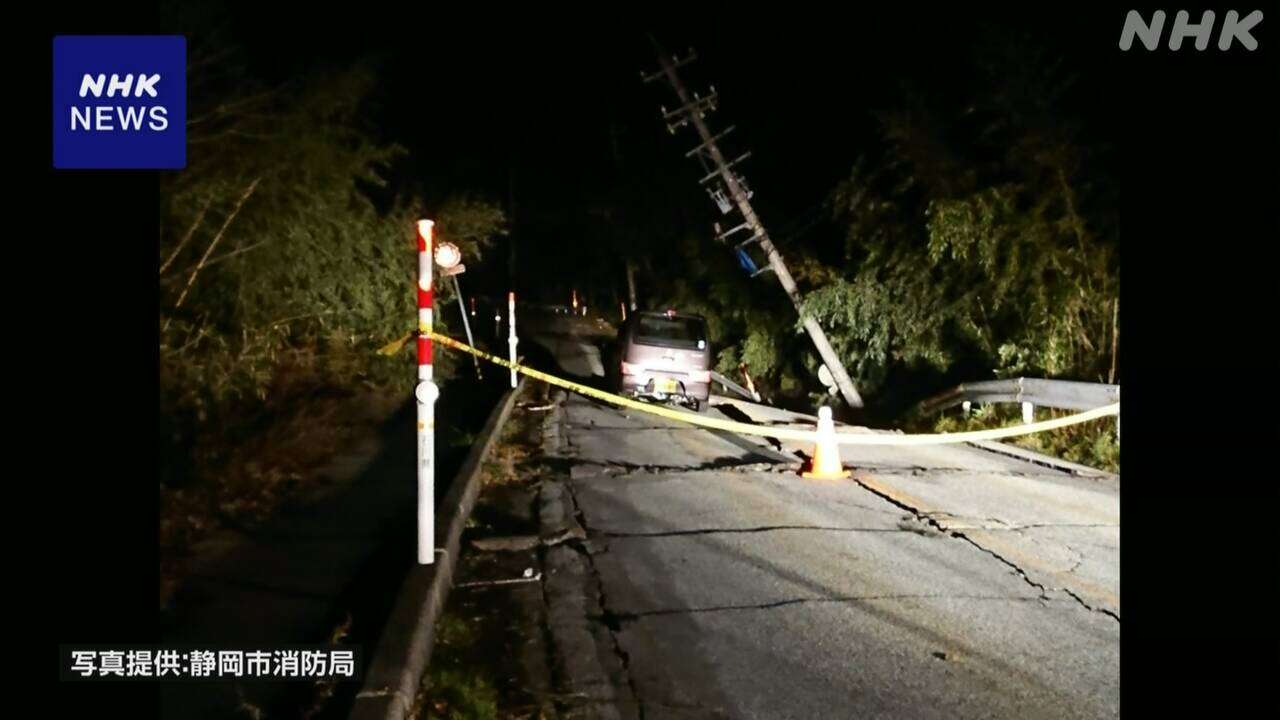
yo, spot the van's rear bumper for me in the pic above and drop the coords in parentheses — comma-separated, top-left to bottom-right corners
(621, 376, 710, 403)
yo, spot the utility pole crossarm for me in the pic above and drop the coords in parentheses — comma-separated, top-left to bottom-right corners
(700, 152, 751, 184)
(641, 47, 696, 83)
(685, 126, 736, 158)
(644, 38, 866, 409)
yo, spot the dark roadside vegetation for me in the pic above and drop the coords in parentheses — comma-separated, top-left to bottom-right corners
(156, 2, 508, 610)
(155, 5, 515, 715)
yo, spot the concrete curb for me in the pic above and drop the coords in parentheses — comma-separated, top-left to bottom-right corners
(349, 376, 528, 720)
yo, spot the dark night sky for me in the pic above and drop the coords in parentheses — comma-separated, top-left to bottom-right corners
(202, 4, 1118, 303)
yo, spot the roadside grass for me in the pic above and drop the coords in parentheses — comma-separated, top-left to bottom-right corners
(408, 614, 501, 720)
(921, 403, 1120, 473)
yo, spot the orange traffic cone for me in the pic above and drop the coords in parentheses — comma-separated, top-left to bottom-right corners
(801, 406, 850, 479)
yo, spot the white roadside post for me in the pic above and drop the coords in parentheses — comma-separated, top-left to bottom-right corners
(1115, 386, 1120, 443)
(1022, 401, 1035, 425)
(416, 220, 439, 565)
(507, 291, 518, 388)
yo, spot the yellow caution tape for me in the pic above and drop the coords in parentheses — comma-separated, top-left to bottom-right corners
(427, 332, 1119, 446)
(377, 330, 415, 356)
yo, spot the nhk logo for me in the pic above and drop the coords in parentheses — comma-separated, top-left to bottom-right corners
(53, 36, 186, 169)
(1119, 10, 1264, 50)
(74, 74, 169, 131)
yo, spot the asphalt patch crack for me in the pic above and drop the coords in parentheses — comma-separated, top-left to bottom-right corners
(850, 474, 1119, 623)
(570, 458, 799, 476)
(606, 594, 1052, 624)
(857, 463, 1083, 480)
(535, 541, 575, 718)
(563, 479, 647, 720)
(597, 525, 905, 539)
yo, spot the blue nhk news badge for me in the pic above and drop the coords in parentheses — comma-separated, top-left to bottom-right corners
(53, 35, 186, 169)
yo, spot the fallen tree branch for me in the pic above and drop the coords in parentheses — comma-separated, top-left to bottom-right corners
(164, 177, 261, 333)
(159, 197, 211, 275)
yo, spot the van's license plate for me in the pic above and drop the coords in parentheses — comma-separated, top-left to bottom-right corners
(655, 378, 679, 394)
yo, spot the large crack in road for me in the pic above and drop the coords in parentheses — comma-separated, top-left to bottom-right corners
(850, 472, 1121, 623)
(531, 367, 1118, 718)
(563, 459, 647, 719)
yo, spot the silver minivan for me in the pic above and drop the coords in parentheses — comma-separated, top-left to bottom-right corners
(613, 310, 712, 411)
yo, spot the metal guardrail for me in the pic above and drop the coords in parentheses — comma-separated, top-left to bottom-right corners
(919, 378, 1120, 415)
(710, 371, 759, 401)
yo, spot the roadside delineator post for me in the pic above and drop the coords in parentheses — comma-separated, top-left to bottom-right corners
(416, 219, 440, 565)
(507, 292, 518, 388)
(801, 406, 850, 479)
(1115, 386, 1120, 443)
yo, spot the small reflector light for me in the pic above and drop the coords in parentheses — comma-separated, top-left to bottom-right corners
(434, 241, 461, 268)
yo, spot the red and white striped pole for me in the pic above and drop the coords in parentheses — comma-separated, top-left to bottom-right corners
(416, 219, 439, 565)
(507, 291, 518, 388)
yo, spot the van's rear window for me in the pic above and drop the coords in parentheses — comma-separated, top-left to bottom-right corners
(635, 315, 706, 348)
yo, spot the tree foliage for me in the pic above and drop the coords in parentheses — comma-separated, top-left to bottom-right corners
(157, 31, 506, 488)
(801, 33, 1118, 402)
(159, 53, 504, 406)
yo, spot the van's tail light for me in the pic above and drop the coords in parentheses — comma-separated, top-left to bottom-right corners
(691, 370, 711, 383)
(621, 361, 643, 376)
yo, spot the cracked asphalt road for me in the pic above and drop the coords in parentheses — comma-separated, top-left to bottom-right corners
(527, 326, 1118, 719)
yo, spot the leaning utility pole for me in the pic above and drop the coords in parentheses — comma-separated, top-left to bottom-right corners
(642, 38, 865, 408)
(625, 258, 638, 312)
